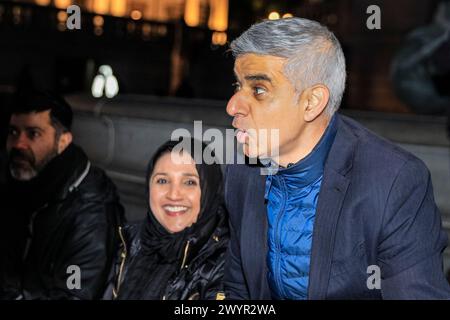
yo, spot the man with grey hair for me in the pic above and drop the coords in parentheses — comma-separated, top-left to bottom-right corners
(224, 17, 450, 299)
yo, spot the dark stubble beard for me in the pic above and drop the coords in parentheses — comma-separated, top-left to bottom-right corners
(8, 140, 59, 181)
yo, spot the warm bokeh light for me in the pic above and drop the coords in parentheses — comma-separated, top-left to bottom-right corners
(158, 25, 168, 36)
(35, 0, 51, 6)
(93, 15, 104, 27)
(131, 10, 142, 20)
(208, 0, 228, 31)
(92, 0, 110, 15)
(268, 11, 280, 20)
(54, 0, 71, 9)
(110, 0, 127, 17)
(282, 13, 294, 18)
(212, 31, 227, 46)
(94, 27, 103, 36)
(127, 21, 136, 33)
(144, 0, 168, 22)
(56, 10, 66, 31)
(184, 0, 200, 27)
(142, 23, 151, 38)
(57, 10, 68, 23)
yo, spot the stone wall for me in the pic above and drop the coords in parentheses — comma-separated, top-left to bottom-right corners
(68, 93, 450, 275)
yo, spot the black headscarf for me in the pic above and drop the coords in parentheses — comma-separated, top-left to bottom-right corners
(117, 137, 224, 300)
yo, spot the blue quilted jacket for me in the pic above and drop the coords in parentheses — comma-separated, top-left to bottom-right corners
(265, 116, 337, 300)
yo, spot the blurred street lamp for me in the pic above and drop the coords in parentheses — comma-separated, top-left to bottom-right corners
(208, 0, 228, 32)
(92, 0, 109, 15)
(93, 15, 104, 36)
(92, 65, 119, 99)
(142, 23, 151, 40)
(35, 0, 51, 5)
(127, 21, 136, 34)
(54, 0, 71, 10)
(268, 11, 280, 20)
(57, 10, 67, 22)
(56, 10, 67, 31)
(184, 0, 200, 27)
(93, 15, 104, 26)
(212, 31, 227, 46)
(110, 0, 127, 17)
(130, 10, 142, 20)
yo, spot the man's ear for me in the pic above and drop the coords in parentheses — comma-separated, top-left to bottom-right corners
(303, 84, 330, 122)
(57, 131, 73, 154)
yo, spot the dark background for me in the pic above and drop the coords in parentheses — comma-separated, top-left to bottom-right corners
(0, 0, 448, 150)
(1, 0, 449, 278)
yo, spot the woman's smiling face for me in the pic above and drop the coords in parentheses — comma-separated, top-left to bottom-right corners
(149, 151, 201, 234)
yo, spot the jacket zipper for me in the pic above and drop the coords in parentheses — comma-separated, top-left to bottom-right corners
(274, 176, 287, 298)
(162, 241, 190, 300)
(180, 240, 191, 270)
(112, 226, 127, 299)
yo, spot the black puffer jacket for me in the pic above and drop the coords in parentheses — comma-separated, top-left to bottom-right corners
(0, 144, 125, 300)
(105, 207, 229, 300)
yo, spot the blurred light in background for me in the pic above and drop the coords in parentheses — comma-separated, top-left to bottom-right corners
(12, 6, 22, 25)
(208, 0, 228, 31)
(29, 0, 230, 34)
(184, 0, 200, 27)
(93, 15, 104, 36)
(93, 15, 104, 26)
(127, 21, 136, 33)
(92, 65, 119, 99)
(268, 11, 280, 20)
(282, 13, 293, 18)
(211, 31, 227, 46)
(54, 0, 71, 10)
(130, 9, 142, 20)
(157, 24, 167, 36)
(56, 10, 67, 31)
(110, 0, 127, 17)
(35, 0, 51, 5)
(92, 0, 109, 15)
(144, 0, 169, 22)
(142, 23, 151, 39)
(57, 10, 67, 22)
(105, 75, 119, 98)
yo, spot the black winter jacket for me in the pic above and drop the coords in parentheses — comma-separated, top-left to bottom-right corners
(104, 208, 229, 300)
(0, 145, 124, 300)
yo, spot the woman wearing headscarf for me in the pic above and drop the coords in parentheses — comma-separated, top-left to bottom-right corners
(104, 138, 229, 300)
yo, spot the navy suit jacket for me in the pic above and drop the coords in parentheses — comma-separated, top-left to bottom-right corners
(223, 114, 450, 299)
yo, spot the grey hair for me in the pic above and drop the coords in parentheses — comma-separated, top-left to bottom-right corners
(230, 18, 346, 116)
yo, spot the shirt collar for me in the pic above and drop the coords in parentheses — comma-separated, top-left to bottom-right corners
(264, 114, 338, 198)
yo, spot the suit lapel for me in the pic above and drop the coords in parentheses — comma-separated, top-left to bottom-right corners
(308, 115, 356, 299)
(308, 169, 350, 299)
(241, 169, 271, 299)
